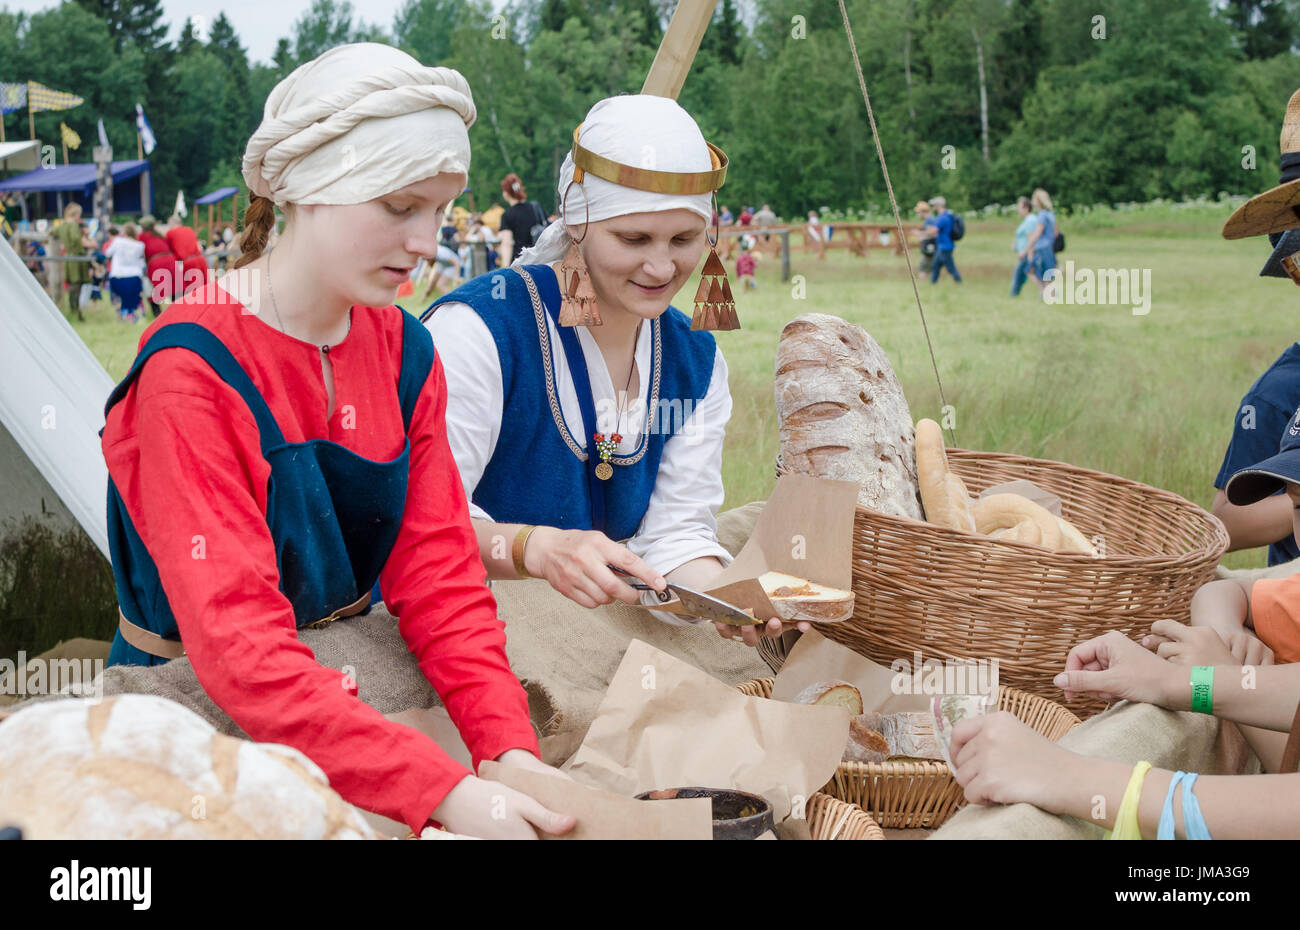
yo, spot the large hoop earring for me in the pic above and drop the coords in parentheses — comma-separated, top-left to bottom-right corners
(692, 192, 739, 332)
(562, 180, 590, 244)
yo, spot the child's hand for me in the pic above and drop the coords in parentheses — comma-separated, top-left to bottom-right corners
(1054, 630, 1181, 706)
(949, 711, 1077, 811)
(1144, 619, 1273, 667)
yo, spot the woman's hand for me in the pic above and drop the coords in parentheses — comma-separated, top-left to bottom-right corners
(1143, 619, 1273, 668)
(949, 711, 1079, 811)
(494, 748, 575, 782)
(1053, 630, 1183, 707)
(714, 616, 811, 648)
(523, 526, 665, 609)
(432, 774, 576, 839)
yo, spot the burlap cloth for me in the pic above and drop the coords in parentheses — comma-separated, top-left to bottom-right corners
(4, 503, 772, 764)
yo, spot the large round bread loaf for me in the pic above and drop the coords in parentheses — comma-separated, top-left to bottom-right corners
(0, 695, 380, 839)
(775, 313, 922, 518)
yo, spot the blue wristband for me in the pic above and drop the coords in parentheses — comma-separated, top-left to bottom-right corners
(1181, 773, 1213, 840)
(1157, 771, 1186, 840)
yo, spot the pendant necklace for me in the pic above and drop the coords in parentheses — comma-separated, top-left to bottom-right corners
(267, 254, 350, 353)
(593, 322, 641, 481)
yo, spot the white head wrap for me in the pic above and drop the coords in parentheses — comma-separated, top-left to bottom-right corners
(515, 94, 716, 266)
(242, 43, 476, 206)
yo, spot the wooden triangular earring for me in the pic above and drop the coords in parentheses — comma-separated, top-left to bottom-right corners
(558, 241, 601, 327)
(691, 245, 740, 331)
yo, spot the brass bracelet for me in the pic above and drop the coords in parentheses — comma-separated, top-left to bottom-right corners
(512, 525, 539, 579)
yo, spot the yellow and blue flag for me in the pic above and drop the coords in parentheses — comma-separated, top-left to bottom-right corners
(27, 80, 83, 113)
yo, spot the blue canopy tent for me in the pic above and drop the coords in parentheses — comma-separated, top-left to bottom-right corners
(0, 159, 153, 216)
(194, 186, 240, 240)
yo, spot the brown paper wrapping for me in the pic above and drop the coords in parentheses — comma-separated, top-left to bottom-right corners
(772, 630, 931, 713)
(562, 639, 847, 824)
(479, 761, 712, 840)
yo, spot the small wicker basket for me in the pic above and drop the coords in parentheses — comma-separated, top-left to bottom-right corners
(735, 676, 1080, 829)
(778, 448, 1227, 716)
(806, 792, 885, 839)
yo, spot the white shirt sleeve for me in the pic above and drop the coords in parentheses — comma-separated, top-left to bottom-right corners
(626, 344, 734, 578)
(422, 301, 502, 522)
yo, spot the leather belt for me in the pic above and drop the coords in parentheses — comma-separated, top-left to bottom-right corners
(117, 590, 373, 660)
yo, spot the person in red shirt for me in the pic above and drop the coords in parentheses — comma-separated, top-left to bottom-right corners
(100, 42, 574, 840)
(164, 219, 210, 297)
(139, 213, 175, 314)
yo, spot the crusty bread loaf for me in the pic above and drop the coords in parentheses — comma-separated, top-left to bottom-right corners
(915, 418, 976, 532)
(775, 314, 923, 518)
(792, 679, 864, 716)
(758, 571, 853, 623)
(843, 715, 890, 763)
(0, 695, 381, 839)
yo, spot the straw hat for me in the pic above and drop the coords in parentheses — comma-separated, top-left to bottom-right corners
(1222, 88, 1300, 240)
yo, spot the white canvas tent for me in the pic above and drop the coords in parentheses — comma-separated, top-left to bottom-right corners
(0, 236, 112, 559)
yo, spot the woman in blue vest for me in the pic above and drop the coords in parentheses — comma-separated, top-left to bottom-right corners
(424, 95, 805, 649)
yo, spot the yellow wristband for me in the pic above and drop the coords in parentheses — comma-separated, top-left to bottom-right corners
(512, 525, 539, 579)
(1105, 760, 1152, 840)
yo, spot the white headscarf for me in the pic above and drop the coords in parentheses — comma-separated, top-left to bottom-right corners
(242, 43, 476, 207)
(515, 94, 716, 266)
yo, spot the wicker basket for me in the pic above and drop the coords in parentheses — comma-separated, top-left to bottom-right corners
(777, 448, 1227, 716)
(806, 792, 885, 839)
(735, 676, 1080, 829)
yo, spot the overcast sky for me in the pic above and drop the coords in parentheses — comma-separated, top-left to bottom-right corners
(5, 0, 431, 66)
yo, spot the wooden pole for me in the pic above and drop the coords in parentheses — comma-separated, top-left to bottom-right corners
(137, 131, 142, 161)
(642, 0, 718, 100)
(61, 141, 67, 165)
(28, 102, 34, 141)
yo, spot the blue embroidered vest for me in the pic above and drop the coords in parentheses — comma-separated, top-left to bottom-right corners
(423, 265, 716, 542)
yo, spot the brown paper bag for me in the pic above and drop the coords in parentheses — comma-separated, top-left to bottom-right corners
(562, 639, 846, 824)
(479, 761, 712, 840)
(706, 474, 860, 621)
(771, 630, 932, 713)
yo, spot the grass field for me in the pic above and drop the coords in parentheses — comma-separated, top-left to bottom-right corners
(67, 201, 1291, 572)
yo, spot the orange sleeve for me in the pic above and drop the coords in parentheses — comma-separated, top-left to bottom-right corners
(1249, 576, 1300, 663)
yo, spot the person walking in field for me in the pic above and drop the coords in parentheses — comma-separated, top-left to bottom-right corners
(924, 196, 962, 284)
(1010, 196, 1037, 297)
(1021, 188, 1056, 295)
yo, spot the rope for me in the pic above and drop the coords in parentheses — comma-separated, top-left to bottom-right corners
(836, 0, 954, 445)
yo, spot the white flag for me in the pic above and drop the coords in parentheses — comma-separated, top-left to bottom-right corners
(97, 118, 110, 151)
(174, 189, 187, 219)
(135, 103, 156, 155)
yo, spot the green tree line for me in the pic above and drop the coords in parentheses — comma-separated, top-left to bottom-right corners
(1, 0, 1297, 220)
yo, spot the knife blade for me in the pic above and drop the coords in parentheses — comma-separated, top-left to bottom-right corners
(608, 566, 762, 627)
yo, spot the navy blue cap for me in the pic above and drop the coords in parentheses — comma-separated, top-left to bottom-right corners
(1226, 405, 1300, 504)
(1261, 227, 1300, 278)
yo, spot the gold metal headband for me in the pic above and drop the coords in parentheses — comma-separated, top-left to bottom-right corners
(569, 125, 727, 195)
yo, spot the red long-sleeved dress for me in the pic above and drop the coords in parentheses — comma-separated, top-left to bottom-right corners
(100, 280, 539, 832)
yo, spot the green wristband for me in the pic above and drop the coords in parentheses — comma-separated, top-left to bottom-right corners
(1190, 666, 1214, 714)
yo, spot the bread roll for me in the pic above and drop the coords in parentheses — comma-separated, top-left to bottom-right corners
(0, 695, 380, 839)
(792, 680, 864, 716)
(775, 313, 923, 518)
(1054, 514, 1099, 556)
(758, 571, 853, 623)
(915, 418, 976, 532)
(971, 493, 1062, 549)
